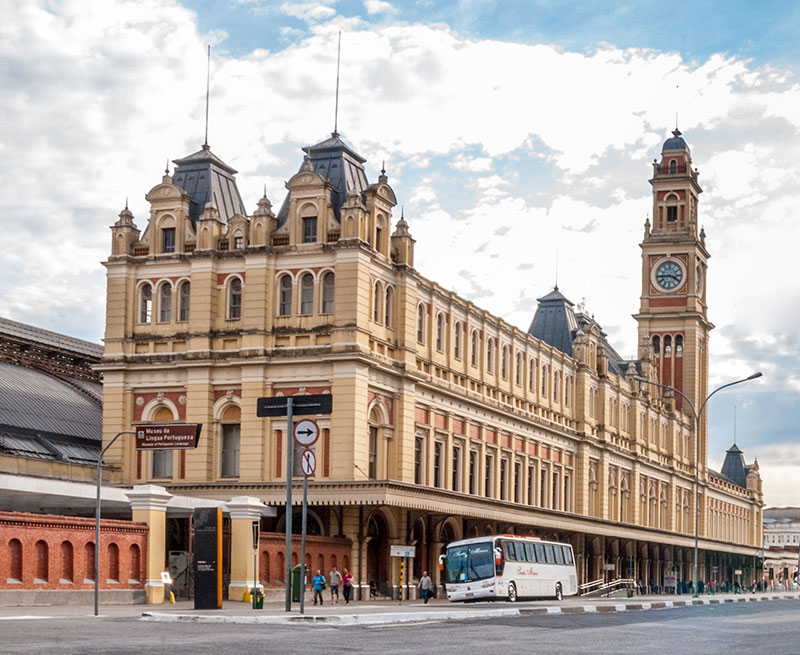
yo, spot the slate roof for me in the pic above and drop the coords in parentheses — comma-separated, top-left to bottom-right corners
(0, 361, 102, 442)
(719, 443, 748, 487)
(0, 317, 103, 359)
(662, 128, 689, 153)
(276, 132, 370, 226)
(527, 287, 577, 356)
(172, 144, 247, 226)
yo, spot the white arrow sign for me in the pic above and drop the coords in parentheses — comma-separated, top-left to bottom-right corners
(293, 419, 319, 446)
(300, 448, 316, 476)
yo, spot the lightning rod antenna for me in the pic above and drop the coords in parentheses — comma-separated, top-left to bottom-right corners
(334, 31, 341, 136)
(204, 45, 211, 147)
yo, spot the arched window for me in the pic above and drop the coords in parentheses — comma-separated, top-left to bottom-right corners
(129, 544, 141, 583)
(652, 335, 660, 354)
(228, 278, 242, 319)
(158, 283, 171, 322)
(221, 414, 241, 478)
(417, 304, 425, 343)
(384, 286, 393, 326)
(669, 159, 677, 174)
(471, 330, 479, 366)
(553, 371, 560, 401)
(565, 376, 571, 405)
(279, 275, 292, 316)
(9, 539, 22, 581)
(179, 281, 190, 321)
(529, 359, 535, 390)
(541, 365, 548, 396)
(454, 322, 462, 359)
(374, 281, 383, 323)
(322, 273, 335, 314)
(501, 345, 508, 379)
(61, 541, 73, 582)
(108, 543, 119, 582)
(140, 284, 152, 323)
(85, 542, 95, 582)
(487, 338, 495, 373)
(436, 313, 444, 351)
(35, 540, 48, 582)
(675, 334, 683, 354)
(515, 352, 522, 385)
(300, 274, 314, 315)
(664, 335, 672, 355)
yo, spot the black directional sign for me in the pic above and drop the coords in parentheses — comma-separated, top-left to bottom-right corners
(256, 393, 332, 417)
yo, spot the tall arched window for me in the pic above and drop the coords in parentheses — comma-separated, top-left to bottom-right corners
(228, 278, 242, 319)
(675, 334, 683, 354)
(279, 275, 292, 316)
(436, 313, 444, 351)
(553, 371, 560, 401)
(129, 544, 141, 583)
(85, 542, 95, 582)
(108, 543, 119, 582)
(487, 338, 495, 373)
(501, 345, 509, 379)
(35, 540, 48, 582)
(652, 335, 661, 354)
(60, 541, 73, 582)
(664, 335, 672, 354)
(417, 304, 425, 343)
(471, 330, 479, 366)
(374, 281, 383, 323)
(179, 281, 190, 321)
(158, 283, 171, 322)
(9, 539, 22, 581)
(541, 365, 548, 396)
(322, 273, 335, 314)
(529, 358, 535, 390)
(140, 284, 152, 323)
(300, 274, 314, 315)
(515, 352, 522, 385)
(384, 286, 393, 326)
(669, 159, 677, 174)
(454, 322, 462, 359)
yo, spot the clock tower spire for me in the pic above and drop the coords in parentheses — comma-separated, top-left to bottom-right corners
(634, 129, 713, 461)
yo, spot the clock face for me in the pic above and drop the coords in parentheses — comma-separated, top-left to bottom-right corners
(656, 261, 683, 290)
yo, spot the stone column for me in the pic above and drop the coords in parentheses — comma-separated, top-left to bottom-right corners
(225, 496, 267, 601)
(127, 484, 172, 604)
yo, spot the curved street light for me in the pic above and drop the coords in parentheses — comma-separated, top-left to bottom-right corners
(634, 372, 762, 598)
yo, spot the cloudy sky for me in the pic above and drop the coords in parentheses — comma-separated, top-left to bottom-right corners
(1, 0, 798, 506)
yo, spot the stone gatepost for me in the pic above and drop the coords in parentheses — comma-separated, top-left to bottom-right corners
(127, 484, 172, 604)
(225, 496, 266, 601)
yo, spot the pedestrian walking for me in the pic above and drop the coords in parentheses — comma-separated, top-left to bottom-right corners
(312, 569, 326, 606)
(418, 570, 433, 604)
(342, 568, 354, 604)
(329, 565, 342, 604)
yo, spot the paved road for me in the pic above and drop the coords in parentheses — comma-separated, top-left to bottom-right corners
(0, 599, 797, 654)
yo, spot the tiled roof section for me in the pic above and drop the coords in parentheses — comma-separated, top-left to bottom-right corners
(527, 287, 577, 356)
(276, 133, 369, 227)
(0, 429, 99, 466)
(0, 362, 102, 442)
(719, 443, 748, 488)
(0, 316, 102, 359)
(172, 144, 247, 226)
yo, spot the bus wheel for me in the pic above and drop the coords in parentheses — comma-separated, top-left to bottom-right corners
(507, 582, 518, 602)
(555, 583, 563, 601)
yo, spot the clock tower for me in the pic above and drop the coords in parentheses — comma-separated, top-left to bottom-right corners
(634, 129, 713, 448)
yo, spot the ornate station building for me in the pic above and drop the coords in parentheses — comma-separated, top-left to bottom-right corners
(100, 128, 764, 601)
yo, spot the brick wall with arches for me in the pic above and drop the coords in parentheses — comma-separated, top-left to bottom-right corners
(0, 512, 147, 590)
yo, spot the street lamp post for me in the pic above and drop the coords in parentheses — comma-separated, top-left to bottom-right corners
(634, 372, 761, 598)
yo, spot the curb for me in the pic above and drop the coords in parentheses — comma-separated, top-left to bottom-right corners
(141, 593, 799, 627)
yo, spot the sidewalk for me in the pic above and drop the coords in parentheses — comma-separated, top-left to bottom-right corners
(3, 590, 798, 626)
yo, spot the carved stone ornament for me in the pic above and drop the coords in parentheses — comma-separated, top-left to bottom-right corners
(135, 397, 144, 407)
(178, 395, 186, 405)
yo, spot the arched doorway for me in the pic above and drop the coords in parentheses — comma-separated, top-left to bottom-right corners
(366, 513, 390, 595)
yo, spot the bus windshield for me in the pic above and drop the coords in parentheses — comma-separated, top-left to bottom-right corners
(445, 541, 495, 583)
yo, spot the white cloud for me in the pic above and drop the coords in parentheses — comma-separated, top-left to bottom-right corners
(364, 0, 395, 15)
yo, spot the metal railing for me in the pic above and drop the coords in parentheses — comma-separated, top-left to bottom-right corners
(579, 577, 636, 597)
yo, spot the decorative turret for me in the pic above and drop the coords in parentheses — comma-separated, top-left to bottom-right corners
(391, 210, 415, 267)
(195, 200, 225, 250)
(110, 203, 140, 256)
(250, 190, 275, 247)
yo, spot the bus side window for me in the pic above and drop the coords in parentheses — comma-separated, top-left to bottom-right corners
(555, 546, 565, 565)
(545, 544, 555, 563)
(524, 543, 535, 562)
(535, 544, 545, 563)
(566, 548, 575, 566)
(504, 541, 516, 561)
(514, 542, 526, 561)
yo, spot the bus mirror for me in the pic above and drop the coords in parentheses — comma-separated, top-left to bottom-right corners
(438, 554, 446, 571)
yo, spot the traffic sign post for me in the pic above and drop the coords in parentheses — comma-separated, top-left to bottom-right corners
(300, 449, 316, 476)
(294, 419, 319, 447)
(255, 394, 332, 613)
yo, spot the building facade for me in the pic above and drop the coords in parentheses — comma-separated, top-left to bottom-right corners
(762, 507, 800, 589)
(99, 129, 763, 601)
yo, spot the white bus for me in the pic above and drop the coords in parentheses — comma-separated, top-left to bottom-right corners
(441, 535, 578, 602)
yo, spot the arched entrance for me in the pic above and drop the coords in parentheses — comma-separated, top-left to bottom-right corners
(366, 512, 390, 595)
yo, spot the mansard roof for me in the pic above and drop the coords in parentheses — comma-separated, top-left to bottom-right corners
(172, 144, 247, 226)
(719, 442, 748, 487)
(528, 287, 577, 356)
(277, 132, 370, 226)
